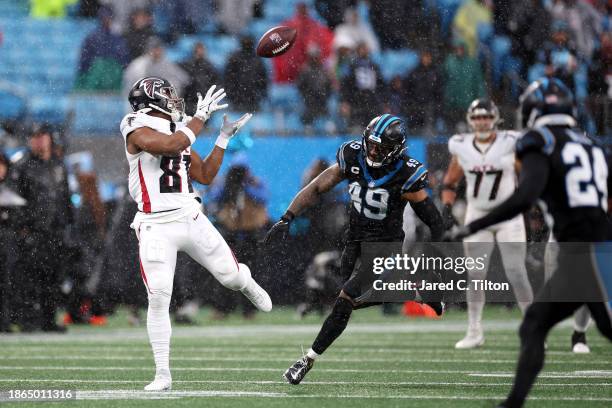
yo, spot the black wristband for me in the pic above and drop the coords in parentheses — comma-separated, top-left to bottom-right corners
(410, 197, 445, 241)
(281, 210, 295, 222)
(442, 184, 456, 192)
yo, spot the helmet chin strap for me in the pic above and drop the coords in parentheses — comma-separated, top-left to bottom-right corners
(149, 104, 183, 122)
(366, 156, 383, 168)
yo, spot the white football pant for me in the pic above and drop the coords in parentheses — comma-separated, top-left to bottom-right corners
(135, 210, 252, 378)
(462, 207, 534, 332)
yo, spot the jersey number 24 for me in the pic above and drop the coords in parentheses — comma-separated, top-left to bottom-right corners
(562, 142, 608, 210)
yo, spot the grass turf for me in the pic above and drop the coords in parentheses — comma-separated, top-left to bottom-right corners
(0, 306, 610, 407)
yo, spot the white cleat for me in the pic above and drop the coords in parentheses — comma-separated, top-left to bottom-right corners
(572, 342, 590, 354)
(241, 279, 272, 312)
(455, 332, 485, 349)
(144, 376, 172, 391)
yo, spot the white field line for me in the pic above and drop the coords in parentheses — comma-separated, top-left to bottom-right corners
(69, 390, 612, 402)
(0, 378, 610, 387)
(75, 390, 285, 399)
(0, 321, 531, 342)
(1, 346, 603, 358)
(1, 355, 610, 366)
(471, 370, 612, 379)
(1, 366, 611, 377)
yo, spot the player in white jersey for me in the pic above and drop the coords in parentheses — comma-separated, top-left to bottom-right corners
(120, 77, 272, 391)
(441, 99, 533, 349)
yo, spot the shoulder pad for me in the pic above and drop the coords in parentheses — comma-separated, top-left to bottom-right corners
(448, 133, 468, 155)
(516, 128, 555, 158)
(500, 130, 521, 139)
(336, 139, 361, 173)
(401, 158, 428, 193)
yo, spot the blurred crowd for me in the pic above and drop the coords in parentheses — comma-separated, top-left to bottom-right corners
(21, 0, 612, 135)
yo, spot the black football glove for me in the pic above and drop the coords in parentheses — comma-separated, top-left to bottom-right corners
(442, 224, 472, 242)
(263, 211, 295, 245)
(442, 203, 458, 230)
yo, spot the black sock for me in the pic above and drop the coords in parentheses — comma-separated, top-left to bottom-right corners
(311, 297, 353, 355)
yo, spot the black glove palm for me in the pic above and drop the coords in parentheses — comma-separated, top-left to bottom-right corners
(442, 204, 458, 230)
(263, 211, 295, 245)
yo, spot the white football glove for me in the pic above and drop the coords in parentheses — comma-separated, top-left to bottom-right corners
(194, 84, 228, 123)
(216, 113, 253, 149)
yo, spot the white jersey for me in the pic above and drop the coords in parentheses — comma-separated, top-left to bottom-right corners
(120, 111, 200, 221)
(449, 131, 520, 211)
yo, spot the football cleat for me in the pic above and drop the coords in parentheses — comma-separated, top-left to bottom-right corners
(424, 301, 445, 316)
(455, 329, 485, 349)
(241, 278, 272, 312)
(571, 331, 590, 354)
(283, 356, 314, 385)
(144, 375, 172, 391)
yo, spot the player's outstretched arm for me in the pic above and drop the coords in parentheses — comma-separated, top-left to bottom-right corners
(403, 189, 445, 241)
(440, 155, 464, 228)
(441, 155, 463, 206)
(189, 113, 252, 185)
(445, 151, 549, 241)
(263, 164, 345, 244)
(127, 120, 203, 156)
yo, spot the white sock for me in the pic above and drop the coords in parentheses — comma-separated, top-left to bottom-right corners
(306, 349, 319, 360)
(573, 306, 590, 333)
(466, 278, 484, 334)
(147, 290, 172, 378)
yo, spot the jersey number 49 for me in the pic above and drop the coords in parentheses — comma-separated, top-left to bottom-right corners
(348, 182, 389, 220)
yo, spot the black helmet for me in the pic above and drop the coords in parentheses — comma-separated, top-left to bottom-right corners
(128, 77, 185, 121)
(362, 114, 406, 168)
(518, 77, 575, 128)
(466, 98, 500, 139)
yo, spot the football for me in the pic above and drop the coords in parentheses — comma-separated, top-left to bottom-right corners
(255, 25, 297, 58)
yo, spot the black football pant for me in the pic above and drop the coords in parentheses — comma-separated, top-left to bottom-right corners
(504, 301, 611, 407)
(504, 243, 612, 407)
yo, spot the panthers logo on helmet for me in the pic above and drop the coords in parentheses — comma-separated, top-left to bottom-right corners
(141, 77, 164, 99)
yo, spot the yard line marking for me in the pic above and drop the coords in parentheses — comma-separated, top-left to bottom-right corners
(69, 390, 612, 402)
(1, 347, 605, 359)
(0, 379, 609, 387)
(2, 366, 610, 376)
(471, 370, 612, 379)
(75, 390, 286, 400)
(0, 320, 536, 343)
(1, 355, 609, 366)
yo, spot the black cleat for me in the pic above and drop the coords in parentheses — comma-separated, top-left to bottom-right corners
(571, 330, 590, 353)
(424, 301, 445, 316)
(283, 356, 314, 385)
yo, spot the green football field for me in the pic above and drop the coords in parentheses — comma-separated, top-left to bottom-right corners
(0, 306, 610, 407)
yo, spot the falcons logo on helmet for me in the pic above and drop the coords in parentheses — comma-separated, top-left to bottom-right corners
(141, 77, 163, 99)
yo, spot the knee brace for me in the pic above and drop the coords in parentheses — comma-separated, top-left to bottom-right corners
(219, 262, 250, 291)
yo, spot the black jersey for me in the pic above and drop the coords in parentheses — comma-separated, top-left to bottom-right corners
(336, 139, 428, 241)
(516, 120, 610, 241)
